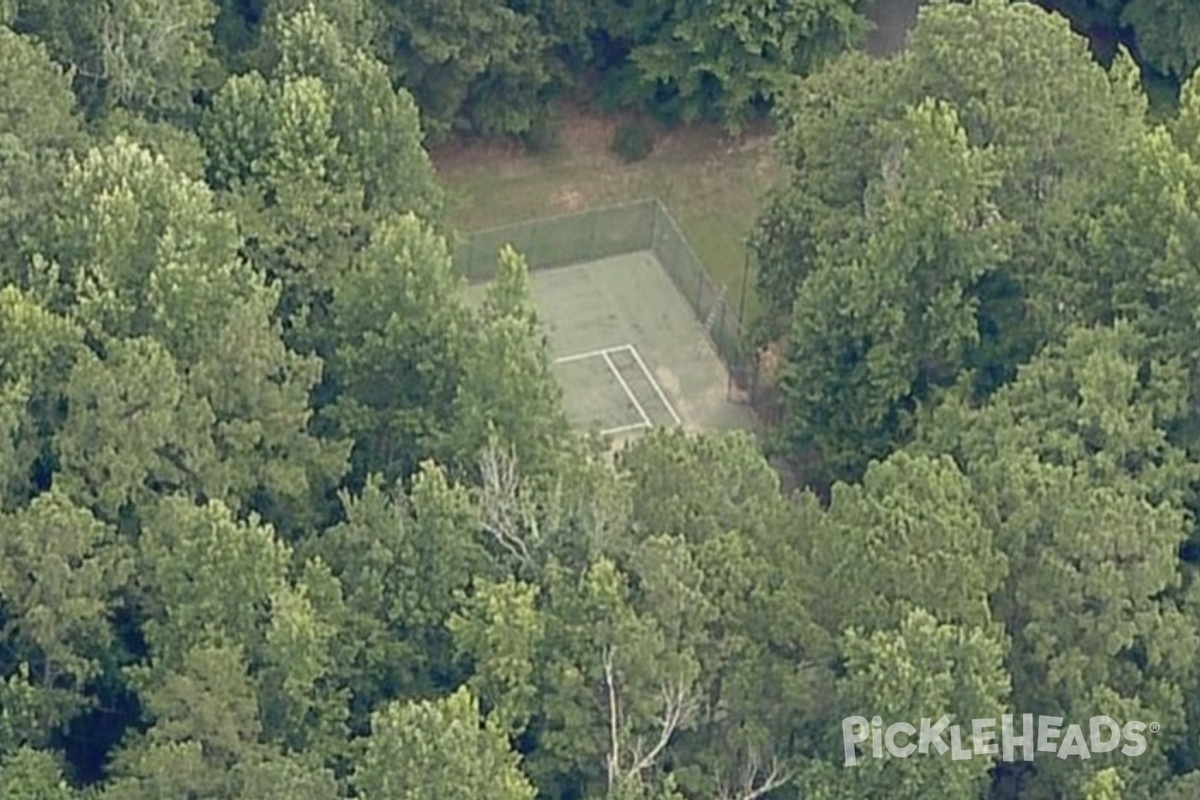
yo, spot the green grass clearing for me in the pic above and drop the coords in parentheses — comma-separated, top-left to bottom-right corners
(431, 109, 772, 325)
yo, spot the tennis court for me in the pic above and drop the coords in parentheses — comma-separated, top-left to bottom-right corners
(520, 251, 754, 439)
(552, 344, 682, 436)
(458, 200, 756, 441)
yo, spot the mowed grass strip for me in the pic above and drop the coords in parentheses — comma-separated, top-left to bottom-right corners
(431, 110, 773, 325)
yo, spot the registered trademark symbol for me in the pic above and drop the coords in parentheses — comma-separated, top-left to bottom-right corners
(1150, 722, 1160, 733)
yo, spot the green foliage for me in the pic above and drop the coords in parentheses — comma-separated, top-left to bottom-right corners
(1120, 0, 1200, 79)
(11, 0, 220, 116)
(755, 0, 1150, 482)
(448, 578, 544, 736)
(352, 688, 536, 800)
(748, 49, 894, 338)
(620, 0, 871, 132)
(801, 608, 1009, 800)
(134, 497, 290, 671)
(272, 7, 443, 222)
(1042, 0, 1200, 81)
(451, 246, 568, 471)
(610, 119, 655, 162)
(230, 756, 342, 800)
(33, 135, 348, 533)
(589, 0, 870, 132)
(0, 27, 84, 287)
(911, 322, 1197, 797)
(810, 451, 1008, 635)
(1082, 768, 1125, 800)
(322, 214, 469, 482)
(97, 110, 210, 180)
(10, 1, 1200, 799)
(370, 0, 556, 141)
(775, 97, 1007, 481)
(520, 109, 563, 155)
(0, 747, 77, 800)
(199, 6, 443, 358)
(0, 287, 81, 509)
(0, 491, 130, 691)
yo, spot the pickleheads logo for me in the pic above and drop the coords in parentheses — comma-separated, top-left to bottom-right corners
(842, 715, 1158, 766)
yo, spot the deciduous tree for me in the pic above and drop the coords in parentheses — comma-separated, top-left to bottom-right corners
(370, 0, 554, 140)
(777, 99, 1005, 481)
(11, 0, 219, 116)
(0, 27, 84, 286)
(913, 323, 1197, 798)
(352, 687, 536, 800)
(798, 608, 1009, 800)
(43, 136, 348, 531)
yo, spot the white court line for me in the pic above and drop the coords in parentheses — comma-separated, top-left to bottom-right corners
(553, 346, 626, 365)
(621, 345, 683, 426)
(601, 421, 651, 436)
(552, 343, 683, 430)
(603, 351, 653, 428)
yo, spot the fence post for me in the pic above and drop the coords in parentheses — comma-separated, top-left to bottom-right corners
(656, 200, 665, 253)
(654, 205, 662, 263)
(652, 199, 659, 249)
(649, 201, 656, 253)
(589, 205, 598, 261)
(737, 250, 750, 343)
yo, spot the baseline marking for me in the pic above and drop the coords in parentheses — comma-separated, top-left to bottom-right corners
(600, 421, 651, 436)
(552, 343, 683, 431)
(603, 351, 653, 428)
(553, 346, 627, 365)
(621, 345, 683, 426)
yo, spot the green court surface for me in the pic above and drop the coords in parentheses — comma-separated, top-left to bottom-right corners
(471, 251, 756, 437)
(552, 344, 682, 435)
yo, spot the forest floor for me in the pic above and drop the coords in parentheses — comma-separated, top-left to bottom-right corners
(431, 109, 776, 323)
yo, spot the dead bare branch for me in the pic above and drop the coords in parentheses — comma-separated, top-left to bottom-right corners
(476, 442, 535, 564)
(627, 677, 696, 776)
(603, 650, 698, 794)
(715, 749, 790, 800)
(603, 646, 621, 789)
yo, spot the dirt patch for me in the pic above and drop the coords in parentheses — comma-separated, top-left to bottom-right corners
(431, 106, 621, 179)
(434, 104, 775, 323)
(560, 111, 620, 153)
(724, 130, 773, 157)
(754, 152, 775, 179)
(432, 106, 768, 181)
(552, 187, 586, 212)
(430, 135, 523, 175)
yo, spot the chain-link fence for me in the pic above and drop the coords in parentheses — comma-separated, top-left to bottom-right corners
(452, 199, 658, 281)
(648, 202, 751, 390)
(452, 198, 752, 391)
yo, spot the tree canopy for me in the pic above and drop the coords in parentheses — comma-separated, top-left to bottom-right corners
(5, 2, 1200, 800)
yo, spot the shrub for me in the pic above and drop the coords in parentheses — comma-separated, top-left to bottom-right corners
(610, 119, 654, 162)
(521, 110, 563, 155)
